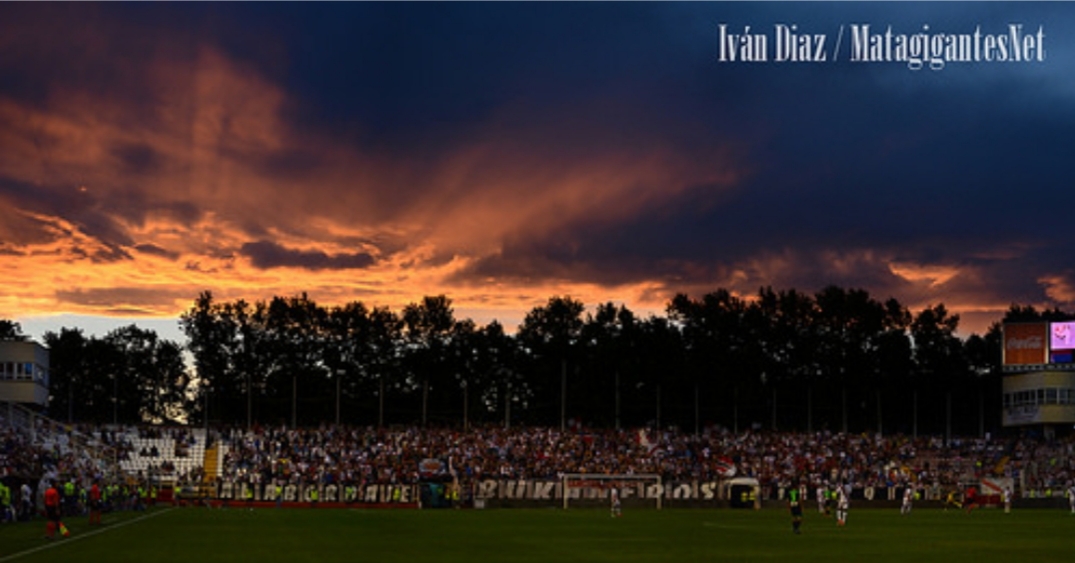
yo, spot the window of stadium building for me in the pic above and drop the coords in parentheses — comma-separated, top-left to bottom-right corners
(1004, 388, 1075, 407)
(0, 362, 37, 381)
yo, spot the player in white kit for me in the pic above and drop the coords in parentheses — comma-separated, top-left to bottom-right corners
(901, 485, 914, 515)
(836, 483, 850, 526)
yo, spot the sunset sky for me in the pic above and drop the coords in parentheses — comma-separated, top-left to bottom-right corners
(2, 2, 1073, 344)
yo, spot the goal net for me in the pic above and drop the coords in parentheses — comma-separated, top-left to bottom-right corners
(561, 473, 663, 510)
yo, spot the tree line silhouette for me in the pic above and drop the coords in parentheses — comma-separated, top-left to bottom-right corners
(7, 287, 1071, 436)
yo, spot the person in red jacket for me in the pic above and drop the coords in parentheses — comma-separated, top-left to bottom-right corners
(89, 480, 102, 526)
(44, 481, 69, 539)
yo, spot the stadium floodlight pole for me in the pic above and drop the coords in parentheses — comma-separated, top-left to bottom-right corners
(378, 374, 384, 428)
(767, 373, 776, 432)
(945, 391, 952, 447)
(560, 358, 566, 432)
(246, 371, 252, 431)
(656, 383, 661, 430)
(68, 376, 73, 424)
(693, 383, 699, 437)
(424, 378, 430, 427)
(912, 389, 918, 439)
(336, 368, 344, 426)
(203, 381, 209, 432)
(841, 386, 848, 434)
(614, 371, 621, 431)
(733, 387, 739, 435)
(112, 371, 118, 425)
(877, 387, 883, 436)
(459, 379, 466, 431)
(504, 378, 511, 430)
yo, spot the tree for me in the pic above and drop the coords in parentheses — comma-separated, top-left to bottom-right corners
(228, 299, 271, 429)
(473, 320, 527, 429)
(402, 295, 456, 426)
(180, 291, 237, 426)
(104, 325, 190, 424)
(750, 287, 817, 431)
(636, 315, 685, 431)
(518, 296, 585, 429)
(325, 301, 375, 425)
(964, 323, 1003, 436)
(367, 306, 403, 427)
(263, 293, 329, 427)
(581, 302, 638, 428)
(911, 304, 966, 439)
(813, 286, 890, 433)
(873, 298, 913, 435)
(447, 318, 480, 430)
(667, 290, 751, 432)
(0, 320, 27, 341)
(44, 328, 90, 423)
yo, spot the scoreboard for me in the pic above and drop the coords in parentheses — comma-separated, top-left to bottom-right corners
(1003, 321, 1075, 372)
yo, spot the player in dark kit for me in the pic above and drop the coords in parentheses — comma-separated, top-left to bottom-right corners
(788, 484, 803, 534)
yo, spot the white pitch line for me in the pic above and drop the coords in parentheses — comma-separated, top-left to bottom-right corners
(0, 508, 175, 562)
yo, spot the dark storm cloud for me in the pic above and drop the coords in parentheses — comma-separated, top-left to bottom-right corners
(0, 180, 141, 266)
(55, 286, 190, 311)
(0, 174, 206, 254)
(240, 240, 375, 271)
(2, 2, 1074, 333)
(134, 243, 179, 260)
(111, 141, 164, 175)
(437, 2, 1075, 319)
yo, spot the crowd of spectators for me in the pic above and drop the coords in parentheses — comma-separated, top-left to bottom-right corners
(213, 423, 1075, 500)
(2, 410, 1074, 503)
(1, 422, 109, 486)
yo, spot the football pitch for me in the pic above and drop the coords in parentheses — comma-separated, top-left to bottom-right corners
(1, 506, 1071, 563)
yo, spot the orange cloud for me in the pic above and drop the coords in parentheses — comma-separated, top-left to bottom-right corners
(1040, 275, 1075, 303)
(888, 261, 960, 288)
(0, 44, 744, 330)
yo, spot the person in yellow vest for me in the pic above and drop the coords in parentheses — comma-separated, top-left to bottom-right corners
(63, 479, 76, 517)
(309, 485, 319, 508)
(136, 484, 147, 511)
(0, 481, 12, 523)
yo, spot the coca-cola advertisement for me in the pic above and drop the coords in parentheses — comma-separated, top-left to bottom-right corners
(1003, 323, 1047, 366)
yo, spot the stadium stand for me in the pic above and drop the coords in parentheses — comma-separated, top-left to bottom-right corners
(3, 407, 1073, 507)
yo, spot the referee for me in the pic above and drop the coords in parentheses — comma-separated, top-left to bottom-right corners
(789, 481, 803, 535)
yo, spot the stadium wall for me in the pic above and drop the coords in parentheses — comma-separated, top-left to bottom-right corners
(203, 479, 1073, 509)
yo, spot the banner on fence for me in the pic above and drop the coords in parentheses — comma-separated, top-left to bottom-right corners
(210, 479, 915, 504)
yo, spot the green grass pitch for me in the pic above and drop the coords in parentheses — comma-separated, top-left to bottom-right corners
(1, 506, 1071, 563)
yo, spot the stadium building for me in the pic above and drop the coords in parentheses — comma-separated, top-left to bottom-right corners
(1001, 321, 1075, 437)
(0, 339, 49, 408)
